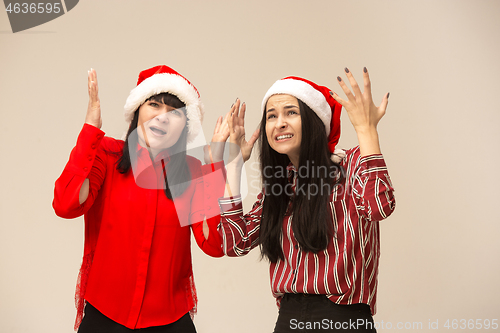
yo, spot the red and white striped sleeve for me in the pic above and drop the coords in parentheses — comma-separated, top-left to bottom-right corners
(348, 147, 396, 222)
(218, 191, 265, 257)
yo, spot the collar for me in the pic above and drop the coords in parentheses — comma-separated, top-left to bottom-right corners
(286, 163, 296, 179)
(132, 143, 171, 177)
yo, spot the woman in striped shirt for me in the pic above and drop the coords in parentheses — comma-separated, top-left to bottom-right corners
(219, 68, 396, 332)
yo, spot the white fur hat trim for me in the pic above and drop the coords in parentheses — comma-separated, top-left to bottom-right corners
(123, 73, 204, 143)
(261, 78, 332, 136)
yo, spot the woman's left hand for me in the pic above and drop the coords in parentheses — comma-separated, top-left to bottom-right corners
(331, 67, 389, 133)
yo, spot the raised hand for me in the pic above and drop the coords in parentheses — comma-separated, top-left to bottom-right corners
(85, 68, 102, 129)
(331, 67, 389, 156)
(204, 112, 230, 164)
(227, 99, 260, 165)
(332, 67, 389, 133)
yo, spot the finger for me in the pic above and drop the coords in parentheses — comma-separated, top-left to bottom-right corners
(344, 67, 362, 98)
(223, 111, 230, 126)
(228, 107, 236, 133)
(336, 76, 355, 102)
(379, 92, 390, 113)
(239, 102, 246, 120)
(247, 127, 260, 147)
(92, 69, 99, 97)
(88, 70, 92, 95)
(362, 67, 372, 99)
(233, 99, 241, 118)
(238, 102, 246, 126)
(329, 90, 347, 107)
(214, 116, 222, 134)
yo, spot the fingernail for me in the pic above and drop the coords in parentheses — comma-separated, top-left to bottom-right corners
(344, 67, 349, 73)
(329, 91, 333, 96)
(387, 92, 390, 99)
(363, 67, 367, 73)
(337, 76, 342, 82)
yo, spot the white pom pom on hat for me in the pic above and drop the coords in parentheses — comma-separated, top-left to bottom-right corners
(124, 65, 203, 143)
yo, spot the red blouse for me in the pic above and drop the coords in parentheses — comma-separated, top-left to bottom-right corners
(53, 124, 225, 329)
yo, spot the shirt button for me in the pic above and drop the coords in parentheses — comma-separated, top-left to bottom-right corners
(83, 167, 88, 172)
(91, 144, 96, 149)
(294, 245, 299, 250)
(205, 182, 210, 186)
(88, 155, 93, 161)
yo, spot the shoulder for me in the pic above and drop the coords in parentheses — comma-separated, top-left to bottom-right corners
(339, 146, 361, 168)
(100, 136, 124, 154)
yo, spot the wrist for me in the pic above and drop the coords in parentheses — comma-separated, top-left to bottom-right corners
(356, 127, 381, 157)
(85, 121, 101, 129)
(354, 125, 378, 136)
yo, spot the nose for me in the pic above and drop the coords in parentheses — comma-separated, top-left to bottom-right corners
(275, 115, 287, 129)
(155, 107, 170, 123)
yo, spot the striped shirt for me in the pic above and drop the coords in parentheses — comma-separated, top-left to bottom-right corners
(218, 147, 395, 315)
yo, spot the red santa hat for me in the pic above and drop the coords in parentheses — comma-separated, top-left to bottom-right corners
(261, 76, 345, 162)
(124, 65, 203, 143)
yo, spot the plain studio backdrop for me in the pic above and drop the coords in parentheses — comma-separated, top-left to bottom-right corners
(1, 1, 499, 332)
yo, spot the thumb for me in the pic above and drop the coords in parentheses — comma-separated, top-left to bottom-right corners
(247, 128, 260, 147)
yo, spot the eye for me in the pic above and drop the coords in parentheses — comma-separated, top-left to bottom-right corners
(170, 109, 182, 116)
(288, 110, 298, 115)
(149, 102, 159, 107)
(267, 114, 276, 120)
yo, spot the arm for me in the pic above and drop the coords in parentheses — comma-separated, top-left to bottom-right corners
(224, 99, 260, 197)
(333, 68, 394, 221)
(53, 69, 107, 218)
(218, 191, 265, 257)
(190, 161, 227, 258)
(52, 124, 107, 218)
(348, 147, 396, 222)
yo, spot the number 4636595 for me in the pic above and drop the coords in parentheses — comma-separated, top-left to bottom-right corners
(444, 319, 498, 330)
(5, 3, 62, 14)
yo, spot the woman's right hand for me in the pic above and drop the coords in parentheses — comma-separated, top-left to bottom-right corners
(85, 68, 102, 129)
(227, 99, 260, 165)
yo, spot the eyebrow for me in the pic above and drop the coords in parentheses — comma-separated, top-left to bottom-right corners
(266, 105, 299, 113)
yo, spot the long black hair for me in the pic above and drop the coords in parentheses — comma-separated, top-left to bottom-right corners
(259, 98, 344, 263)
(117, 92, 191, 199)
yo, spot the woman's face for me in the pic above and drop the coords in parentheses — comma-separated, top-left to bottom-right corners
(137, 99, 187, 156)
(265, 94, 302, 166)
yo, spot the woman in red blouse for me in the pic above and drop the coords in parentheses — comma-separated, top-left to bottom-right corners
(53, 65, 227, 332)
(219, 69, 395, 332)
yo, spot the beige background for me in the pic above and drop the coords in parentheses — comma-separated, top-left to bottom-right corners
(1, 0, 499, 332)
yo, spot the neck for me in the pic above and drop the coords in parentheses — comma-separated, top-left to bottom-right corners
(289, 155, 299, 169)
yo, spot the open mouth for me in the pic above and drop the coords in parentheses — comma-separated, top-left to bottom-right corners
(149, 126, 167, 136)
(276, 134, 293, 142)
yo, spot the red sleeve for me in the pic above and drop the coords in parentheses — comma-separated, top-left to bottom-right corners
(52, 124, 107, 219)
(190, 161, 226, 257)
